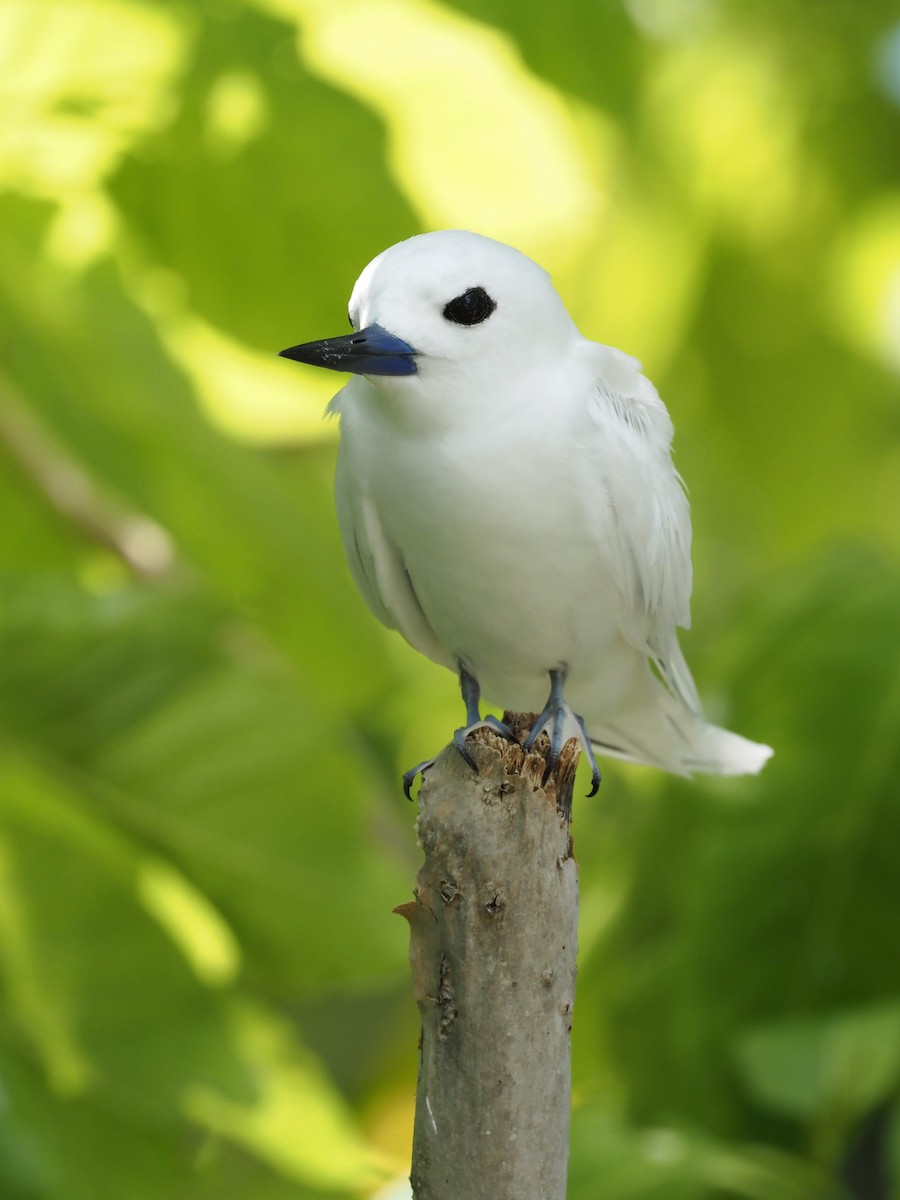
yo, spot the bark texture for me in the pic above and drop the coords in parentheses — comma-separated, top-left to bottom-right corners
(397, 715, 579, 1200)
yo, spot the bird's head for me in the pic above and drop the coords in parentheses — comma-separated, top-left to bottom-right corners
(279, 231, 580, 422)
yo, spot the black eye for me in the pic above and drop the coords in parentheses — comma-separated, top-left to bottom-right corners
(442, 286, 496, 326)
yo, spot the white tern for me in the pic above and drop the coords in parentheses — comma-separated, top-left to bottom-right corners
(280, 231, 773, 796)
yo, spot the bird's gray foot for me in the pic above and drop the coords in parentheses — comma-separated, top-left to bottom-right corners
(403, 664, 514, 798)
(453, 663, 515, 770)
(523, 669, 602, 797)
(482, 712, 517, 740)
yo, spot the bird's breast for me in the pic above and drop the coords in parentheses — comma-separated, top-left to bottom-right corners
(355, 406, 624, 687)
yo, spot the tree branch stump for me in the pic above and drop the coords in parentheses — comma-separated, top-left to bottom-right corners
(397, 714, 579, 1200)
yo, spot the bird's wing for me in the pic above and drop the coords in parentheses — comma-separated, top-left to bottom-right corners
(334, 439, 454, 670)
(581, 342, 701, 713)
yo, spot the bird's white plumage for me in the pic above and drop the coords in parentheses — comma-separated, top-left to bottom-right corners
(329, 231, 771, 776)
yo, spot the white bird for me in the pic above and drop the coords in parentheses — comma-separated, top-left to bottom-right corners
(280, 231, 772, 796)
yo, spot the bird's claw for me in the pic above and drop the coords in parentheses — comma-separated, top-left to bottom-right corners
(402, 757, 435, 801)
(524, 681, 602, 798)
(403, 717, 516, 799)
(453, 726, 480, 772)
(575, 713, 603, 798)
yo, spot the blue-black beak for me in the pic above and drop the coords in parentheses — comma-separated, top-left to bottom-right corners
(279, 323, 417, 377)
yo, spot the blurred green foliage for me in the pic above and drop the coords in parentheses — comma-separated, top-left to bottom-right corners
(1, 0, 899, 1196)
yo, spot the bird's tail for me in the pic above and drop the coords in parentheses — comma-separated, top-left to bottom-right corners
(589, 685, 772, 777)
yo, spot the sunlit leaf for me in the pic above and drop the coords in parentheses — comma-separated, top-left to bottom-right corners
(0, 1040, 349, 1200)
(0, 193, 391, 711)
(109, 3, 419, 352)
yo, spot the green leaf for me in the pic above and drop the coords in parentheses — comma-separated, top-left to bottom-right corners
(0, 577, 411, 991)
(0, 747, 381, 1191)
(734, 1003, 900, 1123)
(0, 751, 248, 1113)
(0, 194, 390, 713)
(182, 1000, 385, 1192)
(437, 0, 642, 115)
(568, 1105, 823, 1200)
(577, 550, 900, 1134)
(0, 1039, 353, 1200)
(109, 4, 419, 352)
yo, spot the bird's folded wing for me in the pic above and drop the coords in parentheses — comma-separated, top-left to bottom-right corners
(583, 343, 701, 714)
(334, 450, 453, 669)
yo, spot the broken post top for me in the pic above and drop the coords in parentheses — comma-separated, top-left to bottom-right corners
(471, 711, 580, 822)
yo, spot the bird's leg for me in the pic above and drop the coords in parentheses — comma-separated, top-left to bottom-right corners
(402, 664, 514, 799)
(523, 668, 602, 797)
(452, 663, 515, 771)
(459, 663, 483, 729)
